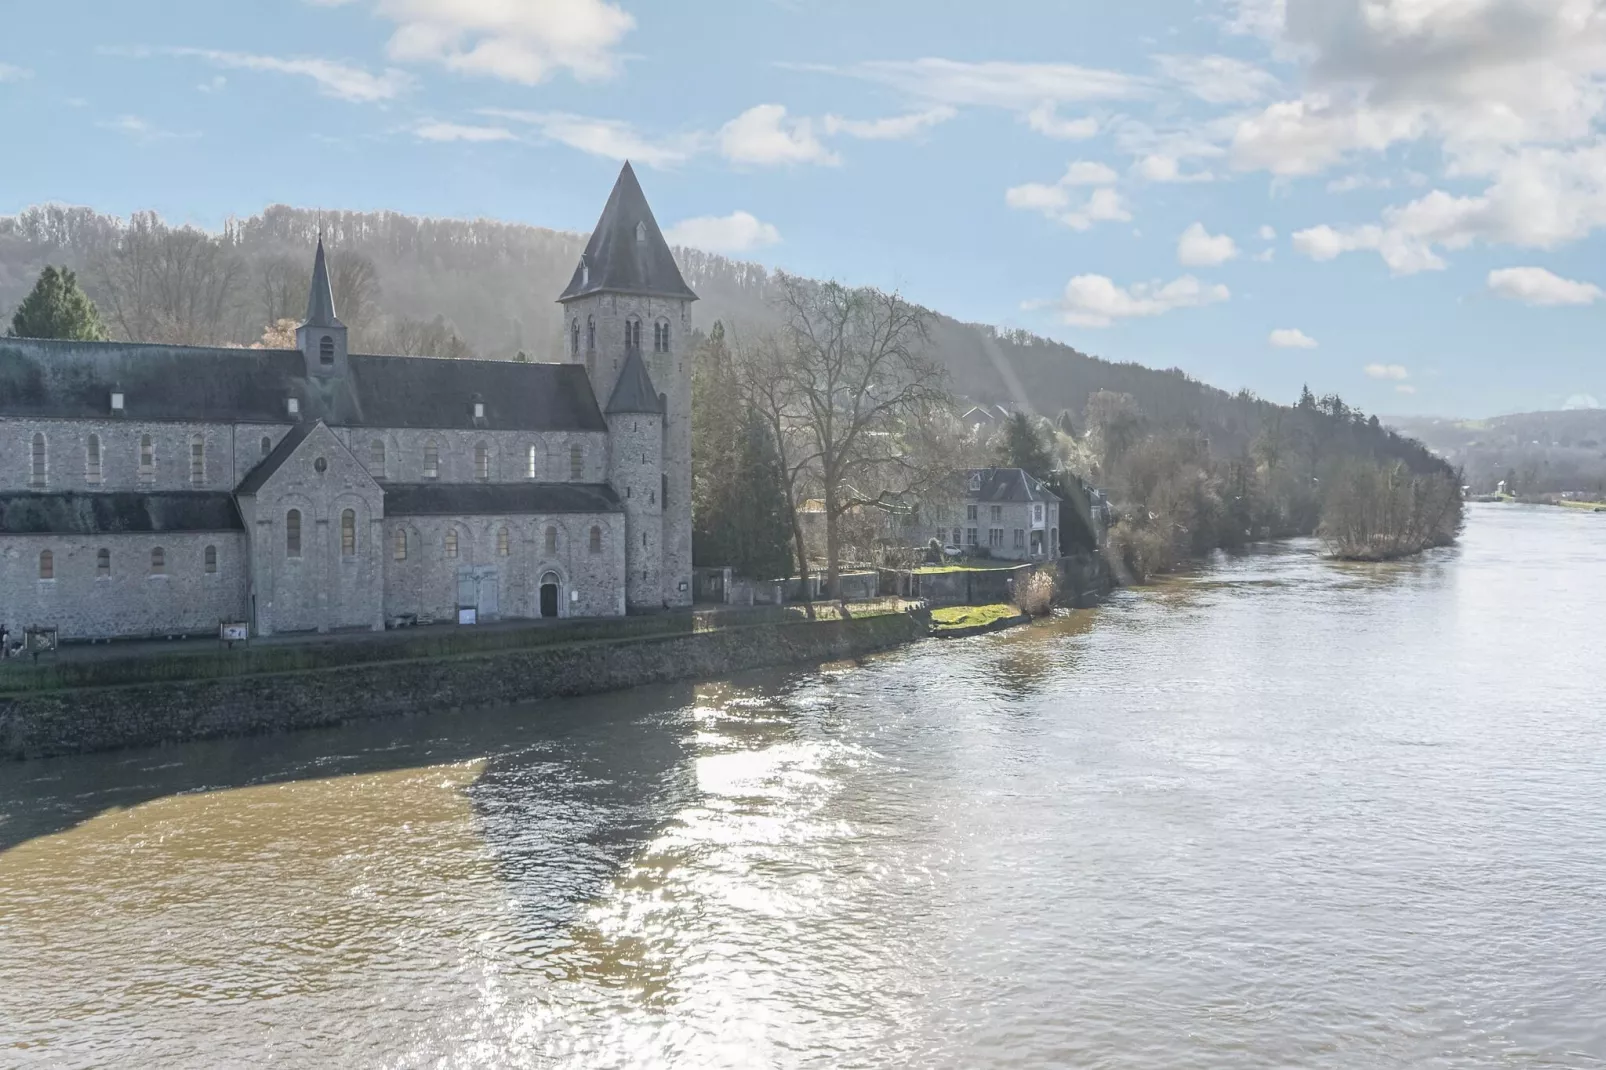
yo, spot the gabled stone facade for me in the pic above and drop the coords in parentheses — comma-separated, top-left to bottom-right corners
(0, 163, 693, 640)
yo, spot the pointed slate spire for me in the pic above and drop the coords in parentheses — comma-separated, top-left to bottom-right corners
(559, 162, 698, 303)
(605, 347, 666, 414)
(303, 236, 342, 327)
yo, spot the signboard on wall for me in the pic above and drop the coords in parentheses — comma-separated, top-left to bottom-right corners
(458, 607, 478, 626)
(220, 622, 249, 643)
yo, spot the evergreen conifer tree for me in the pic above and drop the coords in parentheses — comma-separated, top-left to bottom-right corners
(8, 265, 107, 340)
(995, 412, 1056, 481)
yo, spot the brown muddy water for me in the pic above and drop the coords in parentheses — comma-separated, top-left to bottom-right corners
(2, 503, 1603, 1068)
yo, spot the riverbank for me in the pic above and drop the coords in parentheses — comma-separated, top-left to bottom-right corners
(0, 609, 928, 760)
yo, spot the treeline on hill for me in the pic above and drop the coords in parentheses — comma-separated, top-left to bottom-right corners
(4, 203, 1462, 580)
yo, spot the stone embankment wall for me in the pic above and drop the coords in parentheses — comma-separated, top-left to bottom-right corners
(880, 553, 1112, 608)
(0, 611, 927, 760)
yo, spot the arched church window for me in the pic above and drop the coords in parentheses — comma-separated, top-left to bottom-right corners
(526, 444, 538, 479)
(394, 528, 408, 561)
(286, 509, 302, 558)
(205, 545, 218, 573)
(445, 528, 459, 558)
(150, 547, 165, 575)
(97, 548, 111, 577)
(497, 527, 510, 556)
(190, 435, 205, 485)
(589, 526, 603, 554)
(261, 436, 272, 458)
(569, 444, 584, 481)
(38, 550, 53, 580)
(626, 317, 642, 349)
(341, 511, 356, 557)
(86, 434, 102, 484)
(544, 525, 558, 555)
(370, 439, 385, 477)
(139, 435, 154, 480)
(475, 442, 490, 482)
(586, 316, 595, 351)
(423, 443, 440, 480)
(571, 319, 580, 356)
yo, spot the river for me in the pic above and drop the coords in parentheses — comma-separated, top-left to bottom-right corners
(2, 503, 1603, 1068)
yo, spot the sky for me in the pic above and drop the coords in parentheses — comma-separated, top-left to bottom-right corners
(1, 0, 1602, 419)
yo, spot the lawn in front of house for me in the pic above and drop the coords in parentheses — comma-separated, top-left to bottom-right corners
(929, 604, 1021, 631)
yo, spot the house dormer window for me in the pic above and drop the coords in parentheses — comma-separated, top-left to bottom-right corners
(110, 391, 124, 412)
(473, 401, 485, 420)
(287, 397, 300, 417)
(969, 473, 982, 492)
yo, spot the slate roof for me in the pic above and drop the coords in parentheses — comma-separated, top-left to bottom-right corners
(964, 468, 1062, 504)
(605, 348, 665, 414)
(383, 483, 623, 517)
(558, 162, 698, 303)
(235, 421, 320, 496)
(304, 237, 342, 327)
(0, 492, 244, 534)
(0, 339, 607, 432)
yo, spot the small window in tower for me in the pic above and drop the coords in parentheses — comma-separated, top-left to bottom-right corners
(205, 545, 218, 574)
(544, 526, 558, 555)
(587, 316, 595, 350)
(97, 548, 111, 577)
(589, 525, 602, 554)
(497, 527, 510, 556)
(30, 432, 46, 487)
(394, 528, 408, 561)
(286, 509, 302, 558)
(475, 442, 490, 481)
(445, 528, 459, 558)
(636, 221, 647, 243)
(570, 444, 584, 481)
(341, 511, 356, 556)
(190, 435, 205, 484)
(571, 319, 580, 356)
(86, 434, 102, 484)
(319, 336, 335, 366)
(150, 547, 166, 576)
(38, 550, 53, 580)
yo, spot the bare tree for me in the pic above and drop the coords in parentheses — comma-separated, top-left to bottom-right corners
(255, 253, 304, 329)
(763, 274, 952, 599)
(328, 248, 380, 337)
(89, 213, 246, 344)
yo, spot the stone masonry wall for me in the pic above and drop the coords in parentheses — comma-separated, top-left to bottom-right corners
(0, 532, 247, 638)
(0, 611, 928, 760)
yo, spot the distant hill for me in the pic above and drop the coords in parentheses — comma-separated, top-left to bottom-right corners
(1391, 410, 1606, 495)
(3, 202, 1426, 471)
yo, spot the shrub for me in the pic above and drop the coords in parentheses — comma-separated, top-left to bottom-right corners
(1016, 567, 1058, 616)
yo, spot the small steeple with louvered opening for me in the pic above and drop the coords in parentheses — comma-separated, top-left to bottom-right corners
(297, 236, 348, 379)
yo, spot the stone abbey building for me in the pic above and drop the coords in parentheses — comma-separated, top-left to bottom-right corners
(0, 163, 694, 639)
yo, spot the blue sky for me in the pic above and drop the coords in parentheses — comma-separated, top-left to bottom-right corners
(2, 0, 1602, 419)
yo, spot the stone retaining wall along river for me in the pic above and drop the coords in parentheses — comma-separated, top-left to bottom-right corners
(0, 611, 929, 760)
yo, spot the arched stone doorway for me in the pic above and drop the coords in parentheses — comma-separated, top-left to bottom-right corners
(539, 572, 561, 619)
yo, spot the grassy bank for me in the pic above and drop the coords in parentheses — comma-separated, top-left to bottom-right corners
(930, 604, 1023, 633)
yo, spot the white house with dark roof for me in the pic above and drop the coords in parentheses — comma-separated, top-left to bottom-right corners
(0, 163, 693, 639)
(927, 468, 1062, 562)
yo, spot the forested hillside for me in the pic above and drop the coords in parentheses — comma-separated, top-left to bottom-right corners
(2, 202, 1444, 483)
(1391, 410, 1606, 496)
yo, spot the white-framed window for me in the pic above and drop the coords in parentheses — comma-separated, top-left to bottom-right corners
(989, 528, 1003, 549)
(1014, 528, 1025, 549)
(990, 505, 1002, 523)
(966, 528, 978, 546)
(966, 504, 978, 521)
(1034, 504, 1044, 522)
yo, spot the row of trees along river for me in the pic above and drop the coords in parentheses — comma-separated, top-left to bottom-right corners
(4, 205, 1463, 587)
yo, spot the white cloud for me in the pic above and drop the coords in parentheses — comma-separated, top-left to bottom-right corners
(1269, 327, 1318, 349)
(664, 211, 782, 254)
(718, 104, 838, 166)
(1155, 54, 1279, 105)
(1327, 173, 1393, 193)
(0, 62, 32, 82)
(1135, 153, 1215, 183)
(1562, 393, 1601, 410)
(1028, 274, 1230, 328)
(1177, 222, 1240, 267)
(1487, 267, 1604, 307)
(1026, 103, 1099, 140)
(479, 109, 697, 167)
(1006, 173, 1129, 231)
(820, 106, 956, 140)
(846, 58, 1149, 110)
(414, 120, 516, 143)
(1258, 225, 1277, 241)
(367, 0, 633, 84)
(1364, 363, 1410, 381)
(95, 115, 195, 142)
(166, 47, 411, 102)
(1395, 384, 1417, 395)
